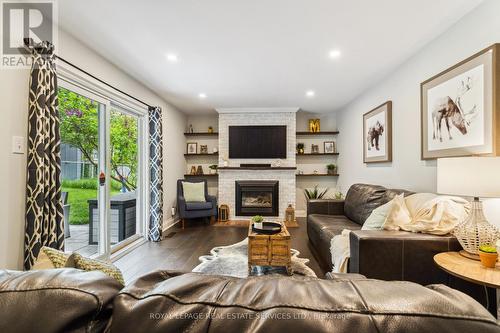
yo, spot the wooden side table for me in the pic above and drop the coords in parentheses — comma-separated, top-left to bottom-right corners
(434, 251, 499, 317)
(248, 222, 292, 275)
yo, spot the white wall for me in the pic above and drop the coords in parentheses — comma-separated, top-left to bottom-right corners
(0, 29, 186, 269)
(336, 0, 500, 226)
(337, 0, 500, 193)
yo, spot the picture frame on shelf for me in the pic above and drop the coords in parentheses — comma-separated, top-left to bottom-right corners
(363, 101, 392, 163)
(200, 145, 208, 154)
(311, 144, 320, 154)
(186, 142, 197, 155)
(421, 44, 500, 159)
(324, 141, 335, 153)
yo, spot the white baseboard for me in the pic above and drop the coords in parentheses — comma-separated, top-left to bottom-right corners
(162, 216, 180, 233)
(296, 210, 306, 217)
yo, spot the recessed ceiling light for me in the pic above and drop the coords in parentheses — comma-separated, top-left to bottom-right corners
(165, 53, 178, 62)
(329, 49, 341, 59)
(306, 90, 315, 98)
(198, 93, 207, 99)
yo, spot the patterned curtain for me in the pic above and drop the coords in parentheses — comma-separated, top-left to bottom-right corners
(148, 106, 163, 241)
(24, 41, 64, 270)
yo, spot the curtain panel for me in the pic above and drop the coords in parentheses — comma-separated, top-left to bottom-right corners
(148, 106, 164, 241)
(24, 42, 64, 270)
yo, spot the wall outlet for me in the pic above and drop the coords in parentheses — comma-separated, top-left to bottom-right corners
(171, 207, 176, 216)
(12, 136, 24, 154)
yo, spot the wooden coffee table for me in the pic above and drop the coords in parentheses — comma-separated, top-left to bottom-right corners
(248, 222, 292, 275)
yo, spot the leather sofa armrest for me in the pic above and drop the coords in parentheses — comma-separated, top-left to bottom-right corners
(348, 230, 462, 285)
(325, 272, 366, 281)
(307, 199, 344, 216)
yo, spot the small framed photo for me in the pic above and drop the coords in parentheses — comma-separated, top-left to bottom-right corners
(311, 144, 320, 154)
(200, 145, 208, 154)
(363, 101, 392, 163)
(324, 141, 335, 154)
(187, 142, 198, 155)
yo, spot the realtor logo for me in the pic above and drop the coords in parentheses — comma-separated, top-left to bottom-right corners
(1, 0, 57, 68)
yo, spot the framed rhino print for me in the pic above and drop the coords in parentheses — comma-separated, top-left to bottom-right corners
(363, 101, 392, 163)
(421, 44, 500, 160)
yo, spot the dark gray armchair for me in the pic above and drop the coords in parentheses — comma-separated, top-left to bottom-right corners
(177, 179, 217, 229)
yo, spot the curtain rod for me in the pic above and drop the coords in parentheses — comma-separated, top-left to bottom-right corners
(23, 38, 153, 109)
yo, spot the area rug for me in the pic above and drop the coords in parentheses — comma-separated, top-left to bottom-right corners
(192, 238, 316, 278)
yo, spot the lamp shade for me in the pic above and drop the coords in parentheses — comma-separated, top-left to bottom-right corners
(437, 157, 500, 198)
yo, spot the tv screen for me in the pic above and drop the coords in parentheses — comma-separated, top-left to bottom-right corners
(229, 126, 287, 159)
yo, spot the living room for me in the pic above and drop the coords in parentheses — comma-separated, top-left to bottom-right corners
(1, 1, 500, 332)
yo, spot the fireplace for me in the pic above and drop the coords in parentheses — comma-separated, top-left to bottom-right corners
(235, 181, 279, 216)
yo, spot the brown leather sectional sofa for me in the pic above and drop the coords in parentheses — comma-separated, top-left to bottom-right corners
(1, 268, 499, 333)
(306, 183, 496, 315)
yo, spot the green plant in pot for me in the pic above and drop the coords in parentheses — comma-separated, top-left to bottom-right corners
(296, 143, 305, 154)
(304, 185, 329, 200)
(208, 164, 218, 174)
(478, 244, 498, 268)
(251, 215, 264, 223)
(326, 163, 337, 175)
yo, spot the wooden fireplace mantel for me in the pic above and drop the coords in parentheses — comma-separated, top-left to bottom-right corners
(217, 166, 297, 171)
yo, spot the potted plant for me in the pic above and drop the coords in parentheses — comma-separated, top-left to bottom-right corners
(326, 164, 337, 175)
(304, 185, 329, 200)
(208, 164, 218, 174)
(478, 244, 498, 268)
(296, 143, 305, 154)
(251, 215, 264, 223)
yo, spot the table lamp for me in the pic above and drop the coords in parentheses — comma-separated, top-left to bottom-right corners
(437, 157, 500, 259)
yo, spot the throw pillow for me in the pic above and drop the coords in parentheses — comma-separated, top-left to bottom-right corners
(382, 193, 412, 231)
(362, 199, 394, 230)
(182, 181, 206, 202)
(32, 247, 74, 270)
(73, 253, 125, 286)
(404, 193, 438, 217)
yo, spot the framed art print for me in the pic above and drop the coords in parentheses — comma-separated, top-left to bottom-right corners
(186, 142, 197, 155)
(363, 101, 392, 163)
(421, 44, 500, 159)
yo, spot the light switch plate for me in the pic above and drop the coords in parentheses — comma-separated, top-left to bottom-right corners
(12, 136, 24, 154)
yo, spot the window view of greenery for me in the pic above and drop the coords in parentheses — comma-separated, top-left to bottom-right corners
(59, 88, 138, 226)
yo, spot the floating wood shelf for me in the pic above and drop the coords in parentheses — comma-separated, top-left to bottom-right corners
(184, 174, 218, 177)
(296, 131, 339, 136)
(296, 153, 339, 156)
(218, 166, 296, 171)
(184, 132, 219, 136)
(184, 153, 219, 157)
(296, 173, 339, 177)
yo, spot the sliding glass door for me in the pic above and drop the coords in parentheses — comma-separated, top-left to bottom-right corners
(58, 81, 147, 258)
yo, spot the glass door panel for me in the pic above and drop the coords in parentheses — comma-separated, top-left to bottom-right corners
(110, 107, 141, 248)
(59, 86, 107, 257)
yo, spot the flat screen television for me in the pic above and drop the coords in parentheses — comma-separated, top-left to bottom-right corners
(229, 125, 287, 159)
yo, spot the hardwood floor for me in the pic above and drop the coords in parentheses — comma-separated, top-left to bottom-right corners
(114, 217, 326, 284)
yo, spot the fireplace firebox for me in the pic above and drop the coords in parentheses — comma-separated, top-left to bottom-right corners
(235, 181, 279, 216)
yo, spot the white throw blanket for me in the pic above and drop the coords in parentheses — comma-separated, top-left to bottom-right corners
(329, 194, 470, 273)
(330, 229, 351, 273)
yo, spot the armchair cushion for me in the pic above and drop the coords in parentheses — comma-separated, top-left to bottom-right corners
(186, 202, 213, 211)
(181, 181, 206, 202)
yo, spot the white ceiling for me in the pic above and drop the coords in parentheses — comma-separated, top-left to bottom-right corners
(58, 0, 483, 114)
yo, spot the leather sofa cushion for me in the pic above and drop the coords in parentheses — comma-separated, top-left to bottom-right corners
(307, 214, 361, 271)
(0, 268, 122, 333)
(186, 201, 213, 210)
(344, 184, 413, 225)
(109, 271, 500, 333)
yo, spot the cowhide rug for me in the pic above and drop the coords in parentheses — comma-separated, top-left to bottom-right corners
(192, 238, 317, 278)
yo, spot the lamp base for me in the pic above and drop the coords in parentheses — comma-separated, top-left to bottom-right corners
(459, 249, 480, 261)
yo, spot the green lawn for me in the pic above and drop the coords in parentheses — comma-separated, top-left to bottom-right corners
(62, 187, 119, 225)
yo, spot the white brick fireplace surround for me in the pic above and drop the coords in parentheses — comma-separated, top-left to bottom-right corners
(216, 108, 298, 221)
